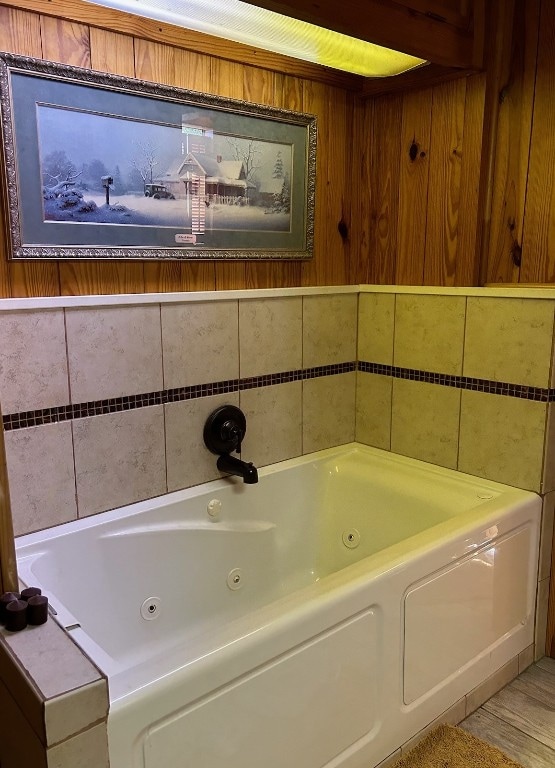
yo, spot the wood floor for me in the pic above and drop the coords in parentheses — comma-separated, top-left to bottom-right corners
(460, 657, 555, 768)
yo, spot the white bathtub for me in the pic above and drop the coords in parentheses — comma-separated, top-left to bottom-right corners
(16, 443, 541, 768)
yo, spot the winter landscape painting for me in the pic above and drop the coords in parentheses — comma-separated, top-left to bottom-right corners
(0, 52, 316, 260)
(38, 105, 294, 237)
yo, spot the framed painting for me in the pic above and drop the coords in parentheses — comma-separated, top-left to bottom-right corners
(0, 52, 316, 260)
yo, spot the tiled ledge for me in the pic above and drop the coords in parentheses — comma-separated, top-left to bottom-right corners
(0, 284, 358, 311)
(2, 282, 555, 312)
(360, 285, 555, 299)
(0, 617, 109, 766)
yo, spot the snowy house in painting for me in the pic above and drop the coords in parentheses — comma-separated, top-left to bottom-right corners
(156, 153, 253, 204)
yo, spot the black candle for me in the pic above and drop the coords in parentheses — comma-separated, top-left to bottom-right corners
(5, 599, 28, 632)
(27, 595, 48, 626)
(0, 592, 20, 624)
(20, 586, 42, 602)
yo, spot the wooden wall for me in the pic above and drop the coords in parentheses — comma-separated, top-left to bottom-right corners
(0, 3, 355, 296)
(351, 72, 486, 285)
(353, 0, 555, 287)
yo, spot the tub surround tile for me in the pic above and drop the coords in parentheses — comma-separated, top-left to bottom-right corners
(391, 379, 460, 469)
(240, 382, 302, 467)
(358, 293, 395, 365)
(165, 392, 240, 492)
(239, 297, 302, 377)
(66, 305, 163, 403)
(0, 631, 45, 741)
(302, 373, 356, 454)
(539, 492, 555, 582)
(44, 679, 108, 747)
(73, 406, 166, 517)
(4, 422, 77, 537)
(458, 390, 546, 491)
(464, 297, 555, 388)
(2, 619, 103, 702)
(303, 294, 357, 368)
(465, 657, 519, 716)
(162, 300, 239, 388)
(394, 294, 466, 375)
(46, 722, 109, 768)
(355, 373, 392, 450)
(0, 310, 69, 415)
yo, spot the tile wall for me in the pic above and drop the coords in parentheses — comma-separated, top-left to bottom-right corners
(356, 288, 555, 658)
(356, 290, 555, 492)
(0, 291, 358, 537)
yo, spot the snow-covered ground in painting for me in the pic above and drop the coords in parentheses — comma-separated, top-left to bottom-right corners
(44, 193, 290, 232)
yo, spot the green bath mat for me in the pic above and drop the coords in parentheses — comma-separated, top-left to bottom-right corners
(390, 724, 525, 768)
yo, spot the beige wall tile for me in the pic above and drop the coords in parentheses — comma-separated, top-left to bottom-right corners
(539, 492, 555, 582)
(45, 679, 108, 747)
(391, 379, 461, 469)
(458, 391, 546, 491)
(465, 657, 519, 716)
(355, 373, 392, 450)
(5, 423, 76, 537)
(66, 305, 162, 402)
(535, 577, 550, 660)
(303, 373, 356, 454)
(240, 382, 302, 467)
(162, 301, 238, 388)
(240, 297, 302, 377)
(464, 297, 555, 387)
(165, 392, 239, 492)
(73, 406, 166, 517)
(47, 722, 109, 768)
(3, 620, 102, 702)
(0, 310, 68, 414)
(303, 294, 357, 368)
(394, 295, 466, 374)
(358, 293, 395, 365)
(0, 633, 45, 742)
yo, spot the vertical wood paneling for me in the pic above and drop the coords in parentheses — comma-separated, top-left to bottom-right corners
(485, 0, 539, 284)
(456, 71, 486, 285)
(395, 88, 432, 285)
(368, 95, 403, 284)
(40, 15, 91, 66)
(348, 97, 373, 284)
(423, 78, 466, 285)
(520, 0, 555, 282)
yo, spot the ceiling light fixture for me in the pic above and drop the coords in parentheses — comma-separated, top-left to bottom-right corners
(84, 0, 427, 78)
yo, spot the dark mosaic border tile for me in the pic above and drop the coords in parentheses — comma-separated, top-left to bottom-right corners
(2, 363, 356, 431)
(358, 361, 554, 402)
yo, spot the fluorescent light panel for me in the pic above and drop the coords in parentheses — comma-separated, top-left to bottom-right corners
(84, 0, 426, 77)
